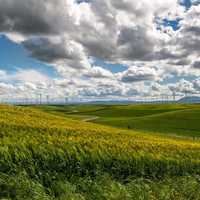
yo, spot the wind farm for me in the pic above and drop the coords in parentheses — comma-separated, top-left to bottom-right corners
(1, 0, 200, 199)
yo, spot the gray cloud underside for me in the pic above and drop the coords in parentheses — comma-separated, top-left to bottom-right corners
(0, 0, 200, 99)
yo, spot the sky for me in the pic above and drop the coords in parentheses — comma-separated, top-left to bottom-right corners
(0, 0, 200, 101)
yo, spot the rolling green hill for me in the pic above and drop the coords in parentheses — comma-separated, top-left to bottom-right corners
(33, 104, 200, 137)
(93, 107, 200, 137)
(1, 105, 200, 199)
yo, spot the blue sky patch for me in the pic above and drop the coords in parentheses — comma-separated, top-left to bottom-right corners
(0, 35, 58, 78)
(91, 58, 128, 73)
(180, 0, 192, 9)
(162, 19, 182, 31)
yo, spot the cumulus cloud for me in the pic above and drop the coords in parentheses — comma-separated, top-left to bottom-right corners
(0, 82, 15, 95)
(0, 0, 200, 99)
(0, 0, 183, 64)
(23, 37, 91, 69)
(168, 79, 198, 95)
(191, 0, 200, 5)
(0, 0, 70, 35)
(84, 66, 114, 79)
(118, 66, 157, 83)
(0, 69, 50, 84)
(192, 61, 200, 69)
(174, 5, 200, 55)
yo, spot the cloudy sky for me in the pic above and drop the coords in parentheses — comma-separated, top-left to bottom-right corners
(0, 0, 200, 101)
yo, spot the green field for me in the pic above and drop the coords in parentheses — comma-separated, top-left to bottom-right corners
(1, 104, 200, 199)
(33, 104, 200, 137)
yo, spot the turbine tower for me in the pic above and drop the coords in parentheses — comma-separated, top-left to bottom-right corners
(39, 94, 42, 105)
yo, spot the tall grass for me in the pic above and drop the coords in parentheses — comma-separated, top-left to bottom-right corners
(1, 105, 200, 199)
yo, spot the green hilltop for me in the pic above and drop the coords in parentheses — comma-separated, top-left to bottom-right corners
(34, 104, 200, 137)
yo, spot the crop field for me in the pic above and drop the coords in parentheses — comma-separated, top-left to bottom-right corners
(34, 104, 200, 137)
(1, 104, 200, 199)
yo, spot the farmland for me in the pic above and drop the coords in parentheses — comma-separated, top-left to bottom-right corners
(1, 104, 200, 199)
(34, 104, 200, 137)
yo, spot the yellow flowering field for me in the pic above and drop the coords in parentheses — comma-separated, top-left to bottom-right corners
(1, 105, 200, 199)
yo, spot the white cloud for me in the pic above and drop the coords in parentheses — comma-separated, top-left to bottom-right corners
(0, 0, 200, 100)
(168, 79, 197, 95)
(14, 69, 51, 83)
(118, 66, 158, 83)
(0, 69, 50, 84)
(84, 66, 114, 79)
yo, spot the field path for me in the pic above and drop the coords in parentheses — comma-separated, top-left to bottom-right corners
(83, 116, 99, 122)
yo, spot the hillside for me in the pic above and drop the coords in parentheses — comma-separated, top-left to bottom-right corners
(34, 104, 200, 137)
(94, 107, 200, 137)
(178, 96, 200, 104)
(1, 105, 200, 199)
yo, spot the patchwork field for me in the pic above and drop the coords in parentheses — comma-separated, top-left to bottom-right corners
(1, 104, 200, 199)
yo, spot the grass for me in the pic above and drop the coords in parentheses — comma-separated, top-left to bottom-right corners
(1, 104, 200, 199)
(33, 104, 200, 137)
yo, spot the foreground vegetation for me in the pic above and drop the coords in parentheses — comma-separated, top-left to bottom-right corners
(1, 105, 200, 199)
